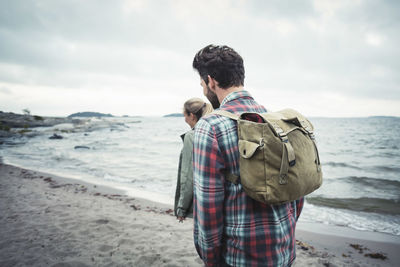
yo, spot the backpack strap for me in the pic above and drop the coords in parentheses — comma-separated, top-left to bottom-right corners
(212, 110, 240, 121)
(223, 171, 240, 185)
(213, 110, 241, 185)
(269, 122, 296, 185)
(279, 141, 294, 185)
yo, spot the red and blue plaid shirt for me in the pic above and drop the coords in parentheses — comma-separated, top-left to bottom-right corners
(193, 90, 304, 267)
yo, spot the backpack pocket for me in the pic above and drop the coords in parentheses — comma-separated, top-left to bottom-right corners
(239, 140, 262, 159)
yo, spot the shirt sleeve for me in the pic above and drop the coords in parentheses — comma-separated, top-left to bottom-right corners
(193, 119, 225, 267)
(295, 197, 304, 222)
(177, 131, 194, 216)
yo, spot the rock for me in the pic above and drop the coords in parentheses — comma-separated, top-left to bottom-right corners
(0, 111, 74, 128)
(0, 130, 14, 138)
(49, 133, 63, 140)
(364, 252, 387, 260)
(50, 123, 75, 131)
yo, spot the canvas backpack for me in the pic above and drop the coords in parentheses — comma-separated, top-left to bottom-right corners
(213, 108, 323, 205)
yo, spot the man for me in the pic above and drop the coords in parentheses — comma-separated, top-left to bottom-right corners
(192, 45, 304, 267)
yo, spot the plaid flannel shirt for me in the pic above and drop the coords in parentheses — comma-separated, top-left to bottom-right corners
(193, 90, 304, 267)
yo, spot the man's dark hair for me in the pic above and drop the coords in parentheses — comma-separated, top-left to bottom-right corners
(192, 45, 245, 89)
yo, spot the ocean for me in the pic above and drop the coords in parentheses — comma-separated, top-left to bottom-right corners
(1, 116, 399, 236)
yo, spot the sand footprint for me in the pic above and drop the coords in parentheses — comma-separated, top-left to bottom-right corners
(52, 261, 90, 267)
(94, 219, 109, 224)
(117, 238, 136, 247)
(98, 244, 114, 252)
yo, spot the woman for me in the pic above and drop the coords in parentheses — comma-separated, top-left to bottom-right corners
(174, 98, 213, 222)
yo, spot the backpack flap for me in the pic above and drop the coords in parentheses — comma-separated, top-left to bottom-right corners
(280, 109, 314, 133)
(282, 116, 304, 128)
(239, 140, 263, 159)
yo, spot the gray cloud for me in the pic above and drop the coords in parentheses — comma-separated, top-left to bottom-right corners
(0, 86, 11, 94)
(0, 0, 399, 116)
(245, 0, 316, 18)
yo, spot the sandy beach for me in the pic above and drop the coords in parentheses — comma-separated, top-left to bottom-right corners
(1, 163, 399, 267)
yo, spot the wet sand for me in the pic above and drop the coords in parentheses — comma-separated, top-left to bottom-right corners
(1, 163, 399, 266)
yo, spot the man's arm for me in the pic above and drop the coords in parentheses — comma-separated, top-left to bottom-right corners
(193, 119, 225, 267)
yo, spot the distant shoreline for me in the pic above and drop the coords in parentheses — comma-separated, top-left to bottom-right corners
(163, 113, 184, 117)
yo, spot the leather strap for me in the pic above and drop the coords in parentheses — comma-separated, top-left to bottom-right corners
(224, 171, 239, 185)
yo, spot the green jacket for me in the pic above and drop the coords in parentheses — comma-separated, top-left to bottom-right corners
(174, 129, 194, 218)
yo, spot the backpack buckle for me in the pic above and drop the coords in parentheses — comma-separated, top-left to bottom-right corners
(308, 132, 315, 140)
(276, 127, 284, 134)
(279, 174, 288, 185)
(259, 138, 264, 148)
(272, 123, 288, 142)
(280, 134, 289, 143)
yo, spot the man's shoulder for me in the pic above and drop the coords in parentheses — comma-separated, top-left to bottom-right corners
(198, 103, 266, 127)
(195, 93, 267, 134)
(195, 112, 233, 135)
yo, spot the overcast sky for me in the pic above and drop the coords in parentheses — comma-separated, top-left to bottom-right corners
(0, 0, 399, 117)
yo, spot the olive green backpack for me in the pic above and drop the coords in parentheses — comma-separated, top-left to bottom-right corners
(213, 109, 322, 205)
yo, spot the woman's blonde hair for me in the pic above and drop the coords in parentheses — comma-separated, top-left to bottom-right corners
(183, 98, 213, 121)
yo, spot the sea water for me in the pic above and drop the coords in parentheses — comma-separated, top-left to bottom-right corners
(1, 116, 399, 236)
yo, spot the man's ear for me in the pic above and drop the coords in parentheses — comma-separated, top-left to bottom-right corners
(207, 75, 217, 92)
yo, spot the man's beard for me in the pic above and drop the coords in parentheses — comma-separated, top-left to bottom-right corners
(206, 85, 220, 109)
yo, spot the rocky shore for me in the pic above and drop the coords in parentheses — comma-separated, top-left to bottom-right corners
(0, 111, 77, 128)
(0, 111, 76, 139)
(0, 111, 136, 143)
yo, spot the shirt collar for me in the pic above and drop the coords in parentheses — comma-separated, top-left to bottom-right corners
(220, 90, 253, 106)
